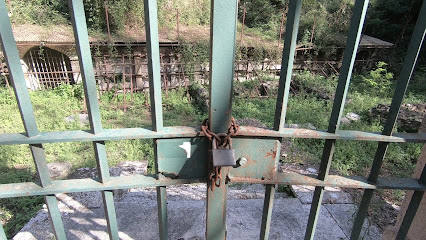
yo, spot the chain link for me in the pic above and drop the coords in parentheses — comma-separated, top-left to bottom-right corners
(202, 117, 239, 191)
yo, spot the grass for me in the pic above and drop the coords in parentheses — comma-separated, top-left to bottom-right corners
(0, 85, 205, 238)
(0, 65, 424, 237)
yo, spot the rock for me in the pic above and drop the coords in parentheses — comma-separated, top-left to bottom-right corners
(67, 167, 122, 180)
(117, 161, 148, 176)
(78, 114, 89, 125)
(340, 117, 351, 124)
(235, 118, 267, 128)
(285, 123, 316, 130)
(47, 162, 72, 179)
(346, 112, 360, 121)
(370, 103, 425, 132)
(64, 116, 75, 123)
(188, 84, 209, 113)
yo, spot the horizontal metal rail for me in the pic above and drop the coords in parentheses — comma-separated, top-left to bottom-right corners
(1, 126, 425, 145)
(230, 173, 426, 191)
(1, 173, 425, 199)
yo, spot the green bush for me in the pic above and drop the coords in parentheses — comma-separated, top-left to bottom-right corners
(352, 62, 394, 97)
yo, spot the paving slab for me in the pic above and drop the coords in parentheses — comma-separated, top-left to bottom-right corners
(324, 204, 381, 240)
(15, 198, 350, 240)
(292, 185, 354, 204)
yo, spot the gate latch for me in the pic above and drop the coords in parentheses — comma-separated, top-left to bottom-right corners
(212, 138, 236, 167)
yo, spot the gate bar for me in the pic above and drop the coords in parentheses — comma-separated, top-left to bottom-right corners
(1, 127, 425, 145)
(2, 174, 425, 199)
(0, 1, 66, 239)
(68, 0, 119, 239)
(396, 165, 425, 240)
(350, 2, 426, 238)
(263, 0, 302, 239)
(274, 0, 302, 133)
(143, 0, 168, 238)
(305, 0, 369, 239)
(207, 0, 238, 238)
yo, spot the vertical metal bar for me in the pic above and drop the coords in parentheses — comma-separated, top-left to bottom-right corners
(0, 1, 66, 238)
(143, 0, 167, 239)
(273, 0, 302, 132)
(304, 1, 369, 239)
(261, 1, 302, 239)
(395, 191, 424, 240)
(396, 166, 426, 240)
(0, 224, 6, 240)
(207, 1, 238, 239)
(350, 3, 426, 238)
(45, 195, 67, 239)
(144, 0, 164, 130)
(260, 184, 275, 240)
(68, 1, 119, 239)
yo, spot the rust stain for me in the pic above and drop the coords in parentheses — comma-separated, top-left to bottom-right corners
(265, 150, 277, 159)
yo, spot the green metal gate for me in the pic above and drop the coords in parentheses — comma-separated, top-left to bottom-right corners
(0, 0, 425, 239)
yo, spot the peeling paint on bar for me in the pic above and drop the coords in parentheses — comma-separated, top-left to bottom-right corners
(1, 127, 425, 145)
(1, 173, 424, 199)
(0, 175, 204, 199)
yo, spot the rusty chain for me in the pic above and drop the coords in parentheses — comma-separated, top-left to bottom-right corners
(201, 117, 239, 191)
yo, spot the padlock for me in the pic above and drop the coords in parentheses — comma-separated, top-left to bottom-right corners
(211, 138, 236, 167)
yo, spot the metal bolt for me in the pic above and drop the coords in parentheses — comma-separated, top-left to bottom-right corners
(237, 157, 248, 166)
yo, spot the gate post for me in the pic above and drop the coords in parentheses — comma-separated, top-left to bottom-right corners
(206, 0, 238, 239)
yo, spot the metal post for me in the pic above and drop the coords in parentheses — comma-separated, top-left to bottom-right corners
(207, 0, 238, 239)
(264, 1, 302, 239)
(68, 0, 119, 239)
(144, 0, 167, 239)
(305, 1, 369, 239)
(350, 1, 426, 239)
(0, 1, 66, 238)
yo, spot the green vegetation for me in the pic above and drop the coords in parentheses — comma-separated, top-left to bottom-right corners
(0, 85, 206, 238)
(0, 63, 424, 237)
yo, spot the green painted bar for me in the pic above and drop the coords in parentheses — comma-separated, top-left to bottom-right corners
(68, 0, 103, 134)
(0, 222, 7, 240)
(45, 195, 67, 240)
(304, 140, 335, 240)
(143, 0, 167, 238)
(208, 0, 238, 133)
(396, 165, 425, 240)
(1, 174, 425, 199)
(207, 0, 238, 238)
(395, 191, 424, 240)
(0, 0, 52, 187)
(265, 1, 302, 238)
(144, 0, 164, 131)
(350, 2, 426, 239)
(2, 127, 425, 146)
(102, 191, 120, 240)
(260, 184, 276, 240)
(305, 1, 369, 239)
(93, 141, 111, 182)
(0, 1, 66, 238)
(68, 1, 119, 239)
(274, 0, 302, 132)
(156, 186, 168, 239)
(0, 0, 38, 137)
(229, 174, 426, 190)
(0, 175, 205, 199)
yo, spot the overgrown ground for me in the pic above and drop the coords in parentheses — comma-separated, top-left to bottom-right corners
(0, 66, 425, 237)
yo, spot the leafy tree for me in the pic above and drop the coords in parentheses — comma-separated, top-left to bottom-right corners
(365, 0, 423, 45)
